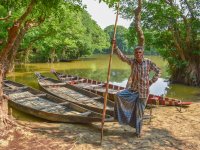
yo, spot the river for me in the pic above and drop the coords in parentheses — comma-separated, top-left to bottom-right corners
(7, 54, 200, 120)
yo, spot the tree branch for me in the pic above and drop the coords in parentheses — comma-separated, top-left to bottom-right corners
(17, 0, 36, 24)
(181, 14, 191, 50)
(183, 0, 195, 18)
(165, 0, 186, 61)
(134, 0, 145, 46)
(6, 18, 45, 73)
(0, 11, 11, 21)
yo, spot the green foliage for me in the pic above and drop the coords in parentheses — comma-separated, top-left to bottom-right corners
(142, 0, 200, 82)
(100, 0, 120, 8)
(104, 25, 129, 53)
(0, 0, 110, 63)
(126, 22, 136, 49)
(76, 9, 110, 56)
(0, 5, 9, 49)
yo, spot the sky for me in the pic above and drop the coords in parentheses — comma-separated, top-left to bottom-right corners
(82, 0, 132, 29)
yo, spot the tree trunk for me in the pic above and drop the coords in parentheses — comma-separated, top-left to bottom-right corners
(61, 49, 66, 60)
(171, 60, 200, 86)
(134, 0, 145, 46)
(0, 19, 20, 129)
(7, 21, 32, 72)
(0, 0, 36, 127)
(170, 26, 186, 61)
(49, 48, 58, 63)
(0, 65, 8, 128)
(23, 44, 33, 63)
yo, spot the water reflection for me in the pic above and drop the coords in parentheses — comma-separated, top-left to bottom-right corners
(7, 54, 200, 103)
(150, 78, 169, 96)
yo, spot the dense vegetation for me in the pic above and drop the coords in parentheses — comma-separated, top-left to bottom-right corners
(142, 0, 200, 86)
(103, 0, 199, 86)
(0, 1, 159, 64)
(0, 2, 109, 63)
(104, 25, 130, 53)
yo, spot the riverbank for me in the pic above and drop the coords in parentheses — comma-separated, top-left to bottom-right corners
(1, 103, 200, 150)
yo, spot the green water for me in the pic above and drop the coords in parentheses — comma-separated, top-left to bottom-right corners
(7, 54, 200, 121)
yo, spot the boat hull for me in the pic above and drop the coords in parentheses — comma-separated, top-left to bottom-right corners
(35, 73, 115, 116)
(4, 80, 113, 123)
(52, 71, 192, 107)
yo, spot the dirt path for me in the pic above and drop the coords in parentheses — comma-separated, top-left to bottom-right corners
(1, 103, 200, 150)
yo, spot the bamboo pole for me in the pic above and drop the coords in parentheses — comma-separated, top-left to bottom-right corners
(100, 2, 120, 144)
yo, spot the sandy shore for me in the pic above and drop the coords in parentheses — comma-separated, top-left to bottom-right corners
(1, 103, 200, 150)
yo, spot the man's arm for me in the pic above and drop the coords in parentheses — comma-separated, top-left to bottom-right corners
(149, 61, 161, 85)
(112, 40, 132, 65)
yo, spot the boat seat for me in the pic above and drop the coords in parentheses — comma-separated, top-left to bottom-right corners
(60, 76, 76, 81)
(85, 84, 104, 89)
(11, 93, 47, 101)
(79, 111, 91, 116)
(3, 84, 28, 90)
(35, 93, 47, 97)
(38, 101, 70, 111)
(78, 97, 101, 104)
(86, 97, 102, 102)
(104, 117, 115, 122)
(3, 87, 28, 94)
(92, 84, 105, 89)
(70, 79, 85, 83)
(42, 83, 66, 86)
(58, 101, 70, 105)
(92, 96, 102, 100)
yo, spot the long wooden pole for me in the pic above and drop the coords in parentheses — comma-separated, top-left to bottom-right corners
(100, 2, 120, 144)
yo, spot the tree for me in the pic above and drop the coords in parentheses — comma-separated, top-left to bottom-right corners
(0, 0, 82, 128)
(103, 0, 199, 86)
(127, 22, 159, 55)
(15, 6, 109, 62)
(0, 0, 38, 128)
(22, 3, 85, 62)
(104, 25, 130, 53)
(77, 9, 110, 56)
(102, 0, 145, 46)
(142, 0, 200, 86)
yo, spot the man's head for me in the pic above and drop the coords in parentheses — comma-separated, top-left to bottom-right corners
(134, 46, 144, 63)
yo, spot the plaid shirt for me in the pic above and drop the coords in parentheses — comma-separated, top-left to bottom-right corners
(115, 47, 161, 98)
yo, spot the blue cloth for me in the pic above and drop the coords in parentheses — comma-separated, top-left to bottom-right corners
(114, 89, 146, 134)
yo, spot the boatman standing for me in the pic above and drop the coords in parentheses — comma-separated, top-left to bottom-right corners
(112, 40, 161, 137)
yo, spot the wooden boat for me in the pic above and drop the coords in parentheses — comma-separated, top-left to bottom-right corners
(34, 73, 115, 116)
(51, 70, 193, 107)
(3, 80, 114, 123)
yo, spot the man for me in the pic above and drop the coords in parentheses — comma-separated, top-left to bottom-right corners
(113, 41, 161, 137)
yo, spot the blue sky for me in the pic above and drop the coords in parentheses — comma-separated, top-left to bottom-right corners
(82, 0, 132, 29)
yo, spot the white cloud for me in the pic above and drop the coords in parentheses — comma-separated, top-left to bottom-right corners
(82, 0, 131, 29)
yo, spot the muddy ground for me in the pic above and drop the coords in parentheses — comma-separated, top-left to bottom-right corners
(1, 103, 200, 150)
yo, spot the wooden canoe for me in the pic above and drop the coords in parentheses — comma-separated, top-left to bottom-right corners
(51, 70, 192, 107)
(3, 80, 114, 123)
(34, 72, 115, 116)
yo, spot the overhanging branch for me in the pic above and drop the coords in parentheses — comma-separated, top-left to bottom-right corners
(0, 11, 11, 21)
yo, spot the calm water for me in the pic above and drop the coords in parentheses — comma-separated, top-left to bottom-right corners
(7, 54, 200, 120)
